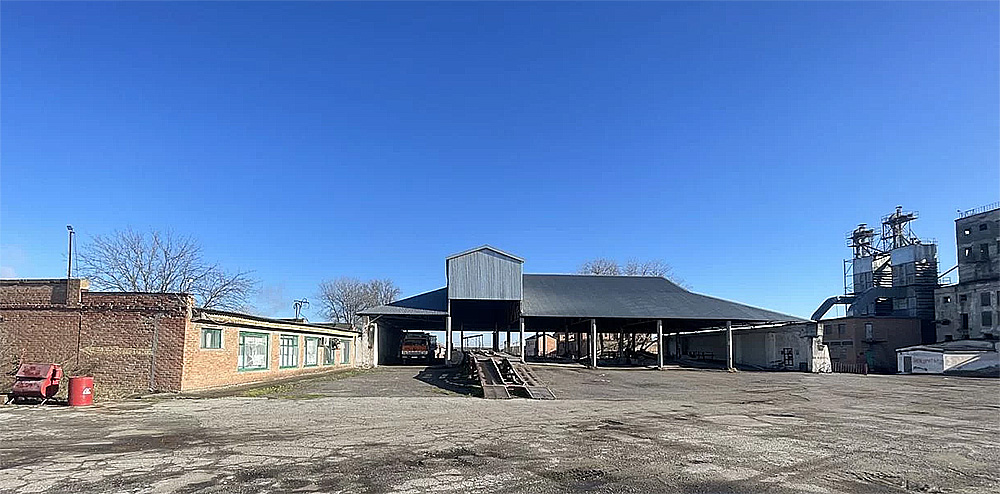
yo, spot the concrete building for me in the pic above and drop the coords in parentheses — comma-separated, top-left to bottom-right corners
(359, 245, 827, 372)
(935, 204, 1000, 341)
(0, 278, 359, 399)
(897, 340, 999, 376)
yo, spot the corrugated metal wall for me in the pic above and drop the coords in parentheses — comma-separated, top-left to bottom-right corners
(447, 249, 523, 300)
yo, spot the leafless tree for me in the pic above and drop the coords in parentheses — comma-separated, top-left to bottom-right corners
(78, 229, 257, 311)
(579, 257, 684, 286)
(317, 277, 400, 329)
(579, 258, 621, 275)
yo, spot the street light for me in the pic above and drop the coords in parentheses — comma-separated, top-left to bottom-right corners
(66, 225, 75, 279)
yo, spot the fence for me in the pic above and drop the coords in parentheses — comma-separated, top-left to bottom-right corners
(831, 360, 869, 375)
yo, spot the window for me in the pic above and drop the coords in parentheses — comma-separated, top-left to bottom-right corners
(942, 296, 951, 304)
(238, 332, 269, 371)
(837, 324, 845, 335)
(842, 340, 853, 346)
(323, 340, 338, 365)
(864, 323, 873, 340)
(964, 247, 972, 258)
(823, 324, 832, 336)
(341, 339, 351, 364)
(960, 294, 968, 304)
(304, 337, 319, 366)
(982, 292, 993, 307)
(980, 223, 989, 231)
(964, 228, 971, 236)
(279, 335, 299, 368)
(961, 313, 969, 330)
(981, 244, 991, 259)
(200, 328, 222, 349)
(983, 311, 994, 327)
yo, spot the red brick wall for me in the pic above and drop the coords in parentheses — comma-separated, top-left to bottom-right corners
(0, 281, 191, 399)
(181, 322, 358, 391)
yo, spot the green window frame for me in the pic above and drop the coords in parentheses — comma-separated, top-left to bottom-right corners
(323, 339, 337, 366)
(200, 328, 223, 349)
(304, 337, 319, 367)
(238, 332, 270, 371)
(341, 339, 351, 364)
(279, 335, 299, 368)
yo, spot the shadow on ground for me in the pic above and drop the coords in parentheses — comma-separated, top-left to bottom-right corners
(413, 365, 478, 396)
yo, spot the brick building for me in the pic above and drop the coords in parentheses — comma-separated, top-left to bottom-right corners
(0, 279, 359, 399)
(819, 317, 923, 373)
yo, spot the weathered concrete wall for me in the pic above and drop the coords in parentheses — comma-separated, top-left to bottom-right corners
(899, 350, 999, 376)
(956, 208, 999, 284)
(935, 280, 999, 341)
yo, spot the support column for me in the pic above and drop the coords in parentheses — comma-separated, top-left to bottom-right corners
(519, 317, 526, 363)
(589, 319, 598, 368)
(460, 328, 465, 351)
(657, 320, 664, 369)
(726, 320, 734, 371)
(372, 321, 380, 368)
(445, 316, 453, 365)
(506, 331, 511, 354)
(493, 328, 499, 351)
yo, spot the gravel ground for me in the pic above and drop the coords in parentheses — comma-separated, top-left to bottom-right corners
(0, 365, 997, 493)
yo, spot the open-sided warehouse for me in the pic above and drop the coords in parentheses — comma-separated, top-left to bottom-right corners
(360, 246, 829, 371)
(0, 278, 360, 399)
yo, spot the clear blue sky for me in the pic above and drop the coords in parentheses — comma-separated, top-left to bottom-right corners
(2, 1, 998, 322)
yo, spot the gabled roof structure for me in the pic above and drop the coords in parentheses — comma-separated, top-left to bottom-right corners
(360, 274, 803, 324)
(445, 245, 524, 263)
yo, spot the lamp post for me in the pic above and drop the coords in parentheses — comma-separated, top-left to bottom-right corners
(66, 225, 75, 279)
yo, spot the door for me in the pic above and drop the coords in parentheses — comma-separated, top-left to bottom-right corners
(903, 355, 913, 373)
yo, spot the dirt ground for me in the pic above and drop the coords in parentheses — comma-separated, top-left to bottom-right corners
(1, 364, 998, 493)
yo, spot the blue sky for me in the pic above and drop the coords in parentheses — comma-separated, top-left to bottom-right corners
(2, 1, 998, 322)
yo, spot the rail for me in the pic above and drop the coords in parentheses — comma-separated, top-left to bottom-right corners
(960, 202, 1000, 219)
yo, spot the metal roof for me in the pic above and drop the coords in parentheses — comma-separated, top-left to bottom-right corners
(445, 245, 524, 263)
(359, 275, 804, 323)
(357, 287, 449, 316)
(521, 275, 805, 322)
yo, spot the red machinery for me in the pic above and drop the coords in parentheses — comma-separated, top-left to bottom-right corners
(6, 363, 63, 405)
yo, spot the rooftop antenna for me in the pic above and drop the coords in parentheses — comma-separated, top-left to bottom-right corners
(293, 298, 309, 320)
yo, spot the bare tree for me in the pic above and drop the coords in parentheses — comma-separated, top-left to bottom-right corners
(579, 257, 684, 286)
(317, 277, 400, 328)
(78, 229, 257, 310)
(579, 258, 621, 275)
(623, 259, 675, 278)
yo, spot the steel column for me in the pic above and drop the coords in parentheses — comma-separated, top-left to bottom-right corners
(519, 318, 526, 362)
(372, 321, 380, 368)
(445, 316, 453, 365)
(589, 319, 598, 368)
(726, 320, 734, 371)
(657, 319, 664, 369)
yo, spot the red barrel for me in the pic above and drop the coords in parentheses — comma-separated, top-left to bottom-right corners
(67, 376, 94, 406)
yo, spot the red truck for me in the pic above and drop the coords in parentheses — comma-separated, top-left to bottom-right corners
(400, 333, 437, 362)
